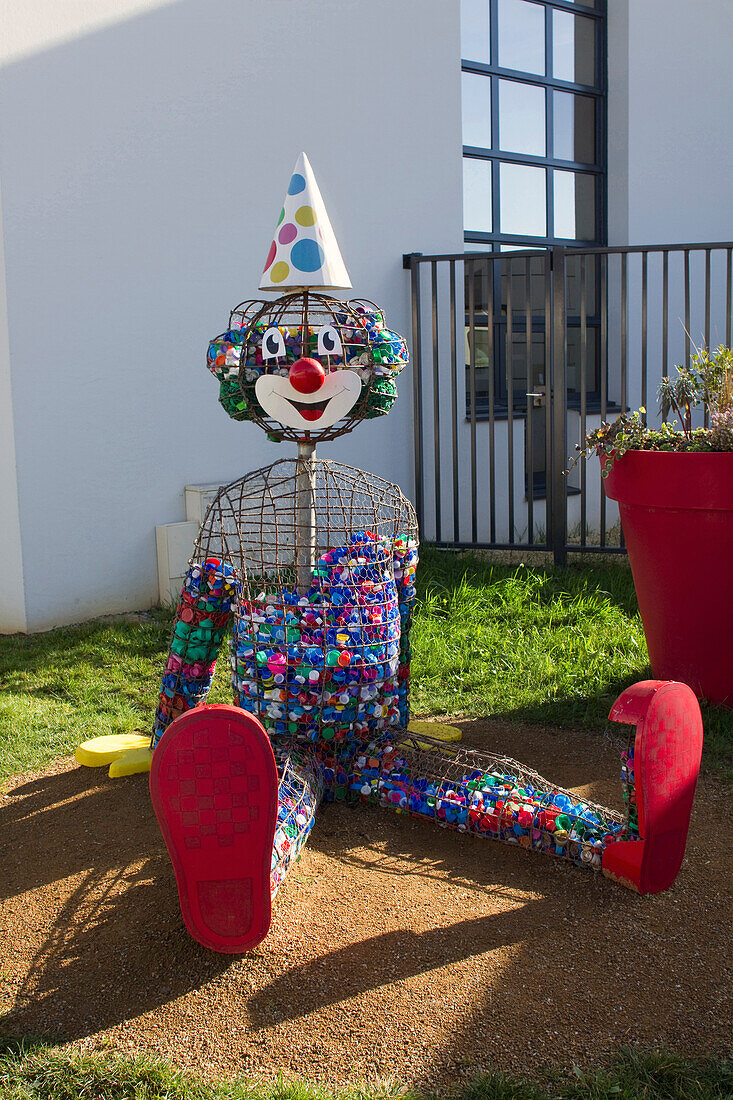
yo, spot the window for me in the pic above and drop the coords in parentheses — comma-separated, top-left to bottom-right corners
(461, 0, 606, 249)
(461, 0, 606, 493)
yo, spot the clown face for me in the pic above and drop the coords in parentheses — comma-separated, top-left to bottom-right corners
(253, 325, 363, 431)
(206, 291, 409, 444)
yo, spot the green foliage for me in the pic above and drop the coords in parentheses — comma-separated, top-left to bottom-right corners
(0, 1044, 730, 1100)
(573, 345, 733, 473)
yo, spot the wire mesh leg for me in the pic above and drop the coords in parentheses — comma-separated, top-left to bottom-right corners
(345, 731, 629, 875)
(270, 746, 324, 898)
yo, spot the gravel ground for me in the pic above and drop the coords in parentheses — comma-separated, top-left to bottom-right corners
(0, 719, 730, 1088)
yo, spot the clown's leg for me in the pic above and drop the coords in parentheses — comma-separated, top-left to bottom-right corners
(346, 733, 618, 871)
(348, 680, 702, 895)
(150, 705, 321, 953)
(270, 743, 324, 899)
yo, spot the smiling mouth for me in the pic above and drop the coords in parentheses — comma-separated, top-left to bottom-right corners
(285, 397, 330, 421)
(284, 389, 344, 422)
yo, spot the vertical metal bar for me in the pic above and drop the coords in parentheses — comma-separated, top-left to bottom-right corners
(468, 259, 478, 544)
(431, 261, 442, 542)
(684, 249, 691, 368)
(506, 257, 515, 544)
(551, 246, 567, 565)
(579, 253, 587, 548)
(662, 250, 669, 377)
(487, 257, 496, 544)
(449, 260, 459, 544)
(620, 252, 627, 416)
(704, 248, 711, 427)
(705, 248, 711, 349)
(599, 252, 608, 547)
(544, 249, 552, 551)
(410, 256, 424, 533)
(619, 252, 627, 551)
(641, 251, 648, 417)
(525, 257, 534, 545)
(721, 249, 726, 347)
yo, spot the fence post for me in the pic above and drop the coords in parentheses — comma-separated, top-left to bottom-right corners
(551, 246, 568, 566)
(404, 252, 424, 533)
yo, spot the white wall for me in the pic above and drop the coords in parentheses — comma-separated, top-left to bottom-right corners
(0, 179, 26, 632)
(605, 0, 733, 444)
(0, 0, 463, 631)
(609, 0, 733, 247)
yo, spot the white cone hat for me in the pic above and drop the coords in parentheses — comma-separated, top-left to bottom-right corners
(259, 152, 352, 291)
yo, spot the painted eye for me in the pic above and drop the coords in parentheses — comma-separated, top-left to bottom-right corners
(317, 325, 343, 358)
(262, 326, 286, 360)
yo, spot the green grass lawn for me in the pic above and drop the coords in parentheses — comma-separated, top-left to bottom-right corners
(0, 1044, 731, 1100)
(0, 550, 731, 781)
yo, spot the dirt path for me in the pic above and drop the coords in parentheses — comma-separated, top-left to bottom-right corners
(1, 720, 730, 1087)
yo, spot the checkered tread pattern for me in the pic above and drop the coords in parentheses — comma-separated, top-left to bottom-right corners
(639, 690, 701, 838)
(161, 724, 262, 850)
(642, 696, 697, 784)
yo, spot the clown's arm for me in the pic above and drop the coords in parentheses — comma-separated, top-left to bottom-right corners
(152, 547, 241, 748)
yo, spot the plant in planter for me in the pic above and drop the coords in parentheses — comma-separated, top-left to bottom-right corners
(574, 345, 733, 706)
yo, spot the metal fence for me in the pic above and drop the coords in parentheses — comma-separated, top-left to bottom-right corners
(404, 242, 733, 563)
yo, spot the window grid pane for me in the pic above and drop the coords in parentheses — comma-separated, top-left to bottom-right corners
(464, 158, 493, 233)
(553, 10, 596, 86)
(462, 72, 492, 149)
(500, 162, 546, 237)
(497, 0, 545, 75)
(499, 79, 546, 156)
(553, 169, 596, 240)
(461, 0, 491, 64)
(553, 90, 596, 164)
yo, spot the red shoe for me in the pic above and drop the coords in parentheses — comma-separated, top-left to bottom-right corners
(602, 681, 703, 895)
(149, 705, 278, 952)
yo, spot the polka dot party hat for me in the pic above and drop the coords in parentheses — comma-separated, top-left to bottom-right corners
(259, 152, 352, 291)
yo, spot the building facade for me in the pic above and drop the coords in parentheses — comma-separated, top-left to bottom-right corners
(1, 0, 731, 630)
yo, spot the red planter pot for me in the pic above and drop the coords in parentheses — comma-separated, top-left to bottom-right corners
(603, 449, 733, 705)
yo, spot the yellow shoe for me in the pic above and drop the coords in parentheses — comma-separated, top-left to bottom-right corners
(108, 745, 153, 778)
(75, 734, 150, 768)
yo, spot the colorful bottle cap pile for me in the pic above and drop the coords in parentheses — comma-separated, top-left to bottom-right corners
(153, 534, 418, 748)
(233, 532, 418, 745)
(153, 558, 241, 742)
(206, 304, 408, 424)
(330, 735, 635, 870)
(270, 746, 324, 897)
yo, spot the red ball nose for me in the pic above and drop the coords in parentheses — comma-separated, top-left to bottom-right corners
(288, 356, 326, 394)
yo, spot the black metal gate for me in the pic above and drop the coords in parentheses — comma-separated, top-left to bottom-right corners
(405, 242, 733, 563)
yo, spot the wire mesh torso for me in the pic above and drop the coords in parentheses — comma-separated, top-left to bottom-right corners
(179, 459, 419, 751)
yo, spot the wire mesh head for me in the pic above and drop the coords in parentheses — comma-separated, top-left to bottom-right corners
(206, 291, 408, 442)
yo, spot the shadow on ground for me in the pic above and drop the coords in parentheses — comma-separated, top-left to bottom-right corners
(0, 722, 730, 1085)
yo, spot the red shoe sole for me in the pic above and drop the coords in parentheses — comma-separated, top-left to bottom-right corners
(149, 705, 278, 952)
(603, 680, 703, 894)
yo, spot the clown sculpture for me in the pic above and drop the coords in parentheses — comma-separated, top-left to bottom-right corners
(79, 155, 705, 952)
